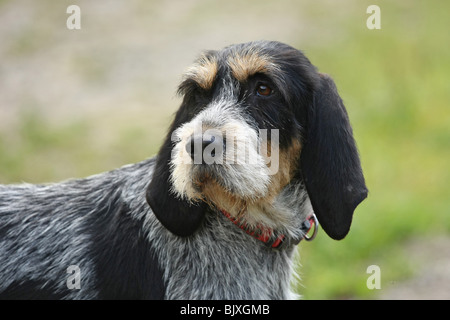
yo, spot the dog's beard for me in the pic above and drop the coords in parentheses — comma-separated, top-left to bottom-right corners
(169, 128, 307, 232)
(170, 131, 272, 220)
(171, 161, 270, 205)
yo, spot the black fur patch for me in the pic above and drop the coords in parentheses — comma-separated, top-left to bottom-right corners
(89, 197, 165, 299)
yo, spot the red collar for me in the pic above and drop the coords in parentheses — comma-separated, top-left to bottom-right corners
(220, 209, 318, 249)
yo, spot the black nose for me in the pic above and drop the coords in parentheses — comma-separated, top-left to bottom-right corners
(185, 134, 224, 162)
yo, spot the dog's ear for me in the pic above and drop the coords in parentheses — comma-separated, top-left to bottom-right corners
(300, 74, 368, 240)
(146, 105, 207, 237)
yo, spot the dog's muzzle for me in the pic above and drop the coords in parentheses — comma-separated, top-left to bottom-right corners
(185, 131, 225, 164)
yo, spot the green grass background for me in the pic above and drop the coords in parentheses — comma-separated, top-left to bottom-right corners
(0, 0, 448, 299)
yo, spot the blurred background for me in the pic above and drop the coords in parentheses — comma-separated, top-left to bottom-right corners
(0, 0, 448, 299)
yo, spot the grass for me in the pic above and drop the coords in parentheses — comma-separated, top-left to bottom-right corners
(294, 1, 450, 299)
(0, 108, 168, 183)
(0, 0, 448, 299)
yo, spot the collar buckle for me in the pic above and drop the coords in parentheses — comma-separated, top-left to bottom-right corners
(302, 214, 319, 242)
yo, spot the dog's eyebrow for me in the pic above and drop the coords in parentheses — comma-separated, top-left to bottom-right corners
(227, 50, 279, 82)
(183, 53, 218, 90)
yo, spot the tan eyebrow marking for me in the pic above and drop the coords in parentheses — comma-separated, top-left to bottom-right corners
(227, 49, 278, 82)
(183, 54, 218, 90)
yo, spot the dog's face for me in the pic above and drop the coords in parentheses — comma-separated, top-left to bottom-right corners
(147, 41, 367, 241)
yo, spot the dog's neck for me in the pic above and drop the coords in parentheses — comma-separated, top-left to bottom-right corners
(218, 207, 318, 249)
(207, 182, 318, 249)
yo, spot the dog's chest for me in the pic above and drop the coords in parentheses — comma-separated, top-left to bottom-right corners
(152, 212, 296, 300)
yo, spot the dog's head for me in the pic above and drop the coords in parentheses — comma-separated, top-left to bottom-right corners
(146, 41, 367, 240)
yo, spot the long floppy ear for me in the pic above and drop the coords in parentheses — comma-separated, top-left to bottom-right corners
(146, 109, 207, 237)
(300, 74, 368, 240)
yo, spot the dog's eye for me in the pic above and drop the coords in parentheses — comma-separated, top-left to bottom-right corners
(256, 84, 273, 97)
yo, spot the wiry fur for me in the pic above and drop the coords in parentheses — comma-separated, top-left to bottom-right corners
(0, 160, 162, 299)
(0, 159, 302, 299)
(0, 41, 367, 299)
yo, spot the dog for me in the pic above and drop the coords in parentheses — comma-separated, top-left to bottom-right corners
(0, 40, 367, 299)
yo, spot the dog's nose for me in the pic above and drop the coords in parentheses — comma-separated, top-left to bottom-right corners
(185, 134, 224, 162)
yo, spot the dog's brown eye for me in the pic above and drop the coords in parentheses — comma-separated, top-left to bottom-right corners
(256, 84, 272, 97)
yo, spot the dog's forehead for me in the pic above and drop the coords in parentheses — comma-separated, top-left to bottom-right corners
(225, 45, 278, 82)
(183, 42, 285, 91)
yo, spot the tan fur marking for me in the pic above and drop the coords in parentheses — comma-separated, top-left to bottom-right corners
(227, 51, 274, 82)
(184, 54, 218, 90)
(241, 138, 303, 229)
(197, 138, 302, 225)
(265, 138, 302, 201)
(193, 176, 248, 217)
